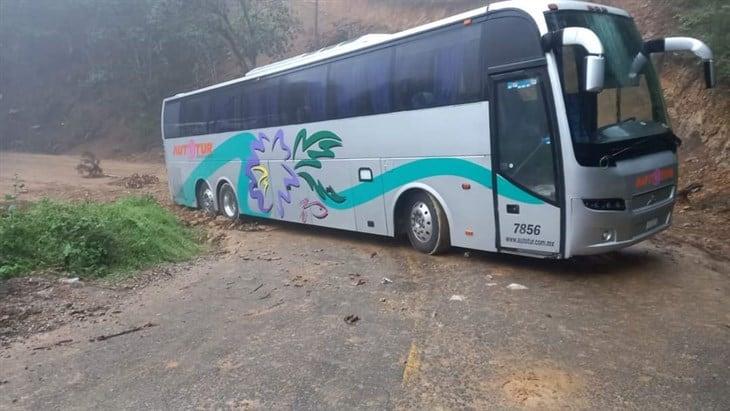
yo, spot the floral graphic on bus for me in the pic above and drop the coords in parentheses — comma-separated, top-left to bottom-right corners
(245, 128, 347, 219)
(246, 129, 300, 218)
(300, 198, 329, 223)
(292, 129, 346, 204)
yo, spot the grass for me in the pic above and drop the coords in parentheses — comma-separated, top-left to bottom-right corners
(0, 196, 202, 279)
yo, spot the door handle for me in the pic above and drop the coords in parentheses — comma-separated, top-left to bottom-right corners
(506, 204, 520, 214)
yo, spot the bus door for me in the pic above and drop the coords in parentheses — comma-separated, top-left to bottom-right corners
(489, 69, 563, 256)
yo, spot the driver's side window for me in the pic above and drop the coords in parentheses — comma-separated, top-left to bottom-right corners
(495, 76, 557, 202)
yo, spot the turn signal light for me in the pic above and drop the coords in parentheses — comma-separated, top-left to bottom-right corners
(583, 198, 626, 211)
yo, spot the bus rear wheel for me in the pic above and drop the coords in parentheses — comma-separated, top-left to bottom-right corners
(218, 182, 239, 221)
(196, 181, 216, 216)
(405, 192, 450, 255)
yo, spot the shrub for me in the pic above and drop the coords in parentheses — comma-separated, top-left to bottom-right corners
(674, 0, 730, 82)
(0, 196, 201, 279)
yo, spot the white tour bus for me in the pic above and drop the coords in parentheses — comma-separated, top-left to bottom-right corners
(161, 0, 715, 258)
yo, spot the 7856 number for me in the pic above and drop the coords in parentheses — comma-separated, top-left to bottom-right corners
(513, 223, 541, 236)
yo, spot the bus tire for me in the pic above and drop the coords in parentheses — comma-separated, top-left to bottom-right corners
(405, 191, 450, 255)
(196, 181, 216, 216)
(218, 182, 239, 221)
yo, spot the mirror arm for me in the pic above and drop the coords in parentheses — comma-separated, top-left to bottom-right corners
(630, 37, 716, 88)
(542, 27, 604, 55)
(542, 28, 605, 92)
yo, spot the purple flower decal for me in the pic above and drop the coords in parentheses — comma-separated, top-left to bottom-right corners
(246, 129, 300, 218)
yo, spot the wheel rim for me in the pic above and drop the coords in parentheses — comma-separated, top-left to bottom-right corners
(409, 201, 433, 243)
(200, 187, 216, 215)
(222, 188, 238, 218)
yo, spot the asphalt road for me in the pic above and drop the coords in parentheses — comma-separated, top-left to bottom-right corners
(1, 221, 728, 410)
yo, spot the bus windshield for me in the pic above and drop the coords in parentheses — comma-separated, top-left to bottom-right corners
(547, 11, 673, 166)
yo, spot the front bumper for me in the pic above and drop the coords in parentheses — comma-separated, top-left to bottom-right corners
(568, 196, 674, 256)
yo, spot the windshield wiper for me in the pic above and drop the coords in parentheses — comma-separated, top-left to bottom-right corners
(599, 137, 651, 167)
(598, 132, 680, 167)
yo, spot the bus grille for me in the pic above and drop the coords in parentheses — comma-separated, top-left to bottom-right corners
(631, 185, 674, 210)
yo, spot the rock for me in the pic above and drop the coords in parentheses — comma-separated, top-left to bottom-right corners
(343, 314, 360, 324)
(506, 283, 528, 290)
(59, 278, 84, 288)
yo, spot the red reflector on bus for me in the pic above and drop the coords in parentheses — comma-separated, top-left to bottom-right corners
(465, 229, 474, 237)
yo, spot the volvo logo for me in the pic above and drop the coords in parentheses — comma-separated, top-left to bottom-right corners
(645, 194, 657, 207)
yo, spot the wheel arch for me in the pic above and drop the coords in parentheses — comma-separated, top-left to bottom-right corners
(390, 183, 453, 237)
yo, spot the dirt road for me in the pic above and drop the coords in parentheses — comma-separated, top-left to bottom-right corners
(1, 152, 728, 409)
(0, 152, 167, 202)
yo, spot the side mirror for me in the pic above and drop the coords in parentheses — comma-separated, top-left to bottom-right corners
(630, 37, 715, 88)
(543, 27, 606, 92)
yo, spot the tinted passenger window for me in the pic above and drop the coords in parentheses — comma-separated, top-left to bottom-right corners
(243, 77, 281, 129)
(210, 86, 244, 133)
(179, 95, 209, 137)
(329, 48, 392, 118)
(281, 65, 327, 124)
(495, 77, 557, 201)
(484, 16, 543, 67)
(393, 24, 481, 111)
(163, 101, 181, 139)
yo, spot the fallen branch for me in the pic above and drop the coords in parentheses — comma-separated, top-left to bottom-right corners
(32, 339, 73, 350)
(90, 322, 157, 342)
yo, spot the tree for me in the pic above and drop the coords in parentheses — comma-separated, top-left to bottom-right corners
(195, 0, 298, 73)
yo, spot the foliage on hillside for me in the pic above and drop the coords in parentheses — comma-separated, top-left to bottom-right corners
(0, 196, 201, 278)
(0, 0, 297, 153)
(673, 0, 729, 82)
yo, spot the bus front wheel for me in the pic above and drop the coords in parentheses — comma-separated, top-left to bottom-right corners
(405, 192, 450, 255)
(218, 182, 239, 221)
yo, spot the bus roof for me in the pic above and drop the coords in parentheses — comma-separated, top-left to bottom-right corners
(165, 0, 629, 102)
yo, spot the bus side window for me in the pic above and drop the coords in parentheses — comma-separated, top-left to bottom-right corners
(179, 95, 209, 137)
(484, 15, 543, 68)
(163, 101, 181, 139)
(393, 24, 482, 112)
(243, 77, 281, 130)
(329, 48, 392, 119)
(210, 87, 242, 133)
(281, 65, 327, 125)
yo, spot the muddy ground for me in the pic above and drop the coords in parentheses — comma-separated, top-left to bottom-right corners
(0, 152, 728, 409)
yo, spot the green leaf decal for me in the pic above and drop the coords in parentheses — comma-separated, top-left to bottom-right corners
(298, 172, 346, 204)
(292, 128, 347, 204)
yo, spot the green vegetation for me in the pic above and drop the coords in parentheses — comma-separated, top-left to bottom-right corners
(0, 0, 297, 152)
(674, 0, 729, 82)
(0, 197, 201, 279)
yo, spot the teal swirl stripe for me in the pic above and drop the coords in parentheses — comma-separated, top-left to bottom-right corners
(179, 133, 543, 217)
(178, 132, 268, 217)
(325, 157, 542, 209)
